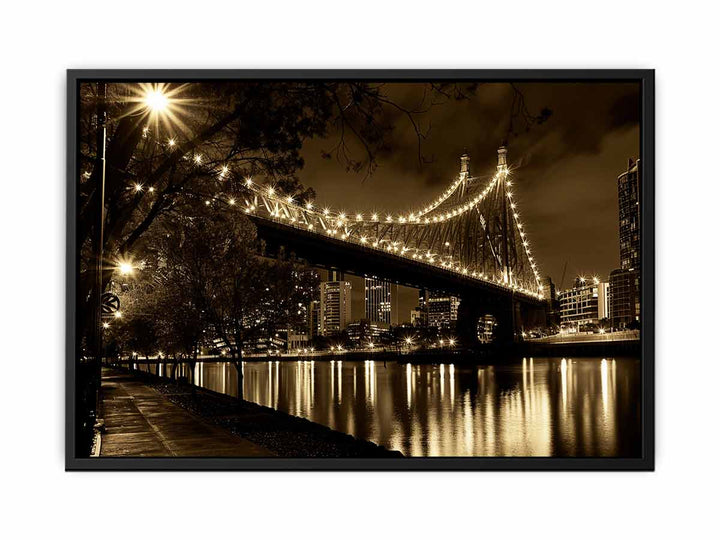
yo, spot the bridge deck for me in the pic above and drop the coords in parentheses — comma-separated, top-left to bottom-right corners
(99, 368, 272, 457)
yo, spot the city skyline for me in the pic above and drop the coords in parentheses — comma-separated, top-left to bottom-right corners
(314, 153, 639, 327)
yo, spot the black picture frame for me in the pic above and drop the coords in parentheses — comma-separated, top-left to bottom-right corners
(66, 69, 654, 471)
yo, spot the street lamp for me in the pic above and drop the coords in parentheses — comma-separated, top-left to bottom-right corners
(84, 83, 174, 452)
(144, 88, 169, 112)
(117, 260, 134, 276)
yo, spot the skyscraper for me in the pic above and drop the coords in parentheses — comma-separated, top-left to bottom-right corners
(610, 158, 641, 327)
(609, 268, 636, 328)
(320, 280, 352, 336)
(364, 277, 398, 325)
(618, 159, 641, 272)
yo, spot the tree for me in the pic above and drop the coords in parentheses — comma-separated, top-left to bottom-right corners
(257, 249, 319, 349)
(112, 202, 321, 398)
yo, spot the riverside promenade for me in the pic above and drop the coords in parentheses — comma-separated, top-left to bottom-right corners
(98, 367, 401, 458)
(99, 368, 272, 457)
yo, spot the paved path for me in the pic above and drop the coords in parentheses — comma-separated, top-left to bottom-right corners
(99, 368, 273, 457)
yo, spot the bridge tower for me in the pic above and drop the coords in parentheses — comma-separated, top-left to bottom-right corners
(498, 145, 511, 285)
(458, 151, 470, 199)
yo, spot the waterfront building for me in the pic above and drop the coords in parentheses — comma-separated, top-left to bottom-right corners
(618, 159, 641, 272)
(558, 277, 602, 328)
(477, 314, 496, 343)
(410, 307, 427, 327)
(364, 277, 398, 325)
(609, 268, 639, 328)
(427, 291, 460, 329)
(287, 333, 310, 351)
(612, 158, 641, 324)
(346, 319, 390, 347)
(598, 281, 610, 320)
(320, 280, 352, 336)
(308, 299, 320, 338)
(540, 275, 561, 326)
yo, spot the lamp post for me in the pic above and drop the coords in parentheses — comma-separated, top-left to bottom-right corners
(78, 82, 107, 452)
(82, 83, 171, 454)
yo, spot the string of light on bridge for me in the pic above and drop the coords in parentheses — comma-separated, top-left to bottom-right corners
(114, 123, 543, 301)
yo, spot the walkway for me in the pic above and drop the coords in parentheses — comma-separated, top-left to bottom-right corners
(99, 368, 273, 457)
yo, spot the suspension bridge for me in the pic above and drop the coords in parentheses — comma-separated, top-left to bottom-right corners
(240, 146, 547, 345)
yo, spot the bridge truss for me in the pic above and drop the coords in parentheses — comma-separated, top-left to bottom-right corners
(238, 147, 543, 300)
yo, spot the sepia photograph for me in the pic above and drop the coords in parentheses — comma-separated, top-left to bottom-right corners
(67, 71, 652, 469)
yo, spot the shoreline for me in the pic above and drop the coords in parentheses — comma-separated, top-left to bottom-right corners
(107, 367, 402, 458)
(111, 340, 639, 367)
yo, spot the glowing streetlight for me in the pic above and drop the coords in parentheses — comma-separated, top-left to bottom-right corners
(118, 261, 133, 275)
(143, 87, 169, 112)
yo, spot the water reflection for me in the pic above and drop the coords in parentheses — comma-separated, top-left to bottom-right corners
(140, 356, 640, 457)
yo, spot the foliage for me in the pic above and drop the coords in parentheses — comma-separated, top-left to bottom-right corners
(110, 206, 318, 359)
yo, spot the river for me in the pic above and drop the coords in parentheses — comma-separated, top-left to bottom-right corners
(142, 356, 641, 457)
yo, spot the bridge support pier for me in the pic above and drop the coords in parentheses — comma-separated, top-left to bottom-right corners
(457, 294, 546, 348)
(457, 295, 513, 348)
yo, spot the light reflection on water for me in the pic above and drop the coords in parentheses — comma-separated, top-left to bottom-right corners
(142, 356, 641, 457)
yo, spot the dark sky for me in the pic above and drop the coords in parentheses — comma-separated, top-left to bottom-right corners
(298, 82, 640, 322)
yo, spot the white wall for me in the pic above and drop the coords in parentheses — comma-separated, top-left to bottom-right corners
(1, 1, 717, 538)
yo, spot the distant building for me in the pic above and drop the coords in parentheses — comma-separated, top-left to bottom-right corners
(609, 268, 638, 328)
(558, 277, 602, 328)
(539, 276, 556, 302)
(477, 314, 496, 343)
(427, 291, 460, 329)
(346, 319, 390, 347)
(320, 281, 352, 336)
(308, 300, 320, 338)
(410, 307, 427, 327)
(287, 333, 310, 351)
(540, 275, 560, 325)
(598, 281, 610, 320)
(364, 277, 398, 325)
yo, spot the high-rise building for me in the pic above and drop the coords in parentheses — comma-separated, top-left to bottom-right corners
(609, 268, 638, 328)
(610, 159, 641, 326)
(618, 159, 641, 272)
(320, 281, 352, 336)
(427, 291, 460, 329)
(364, 277, 398, 325)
